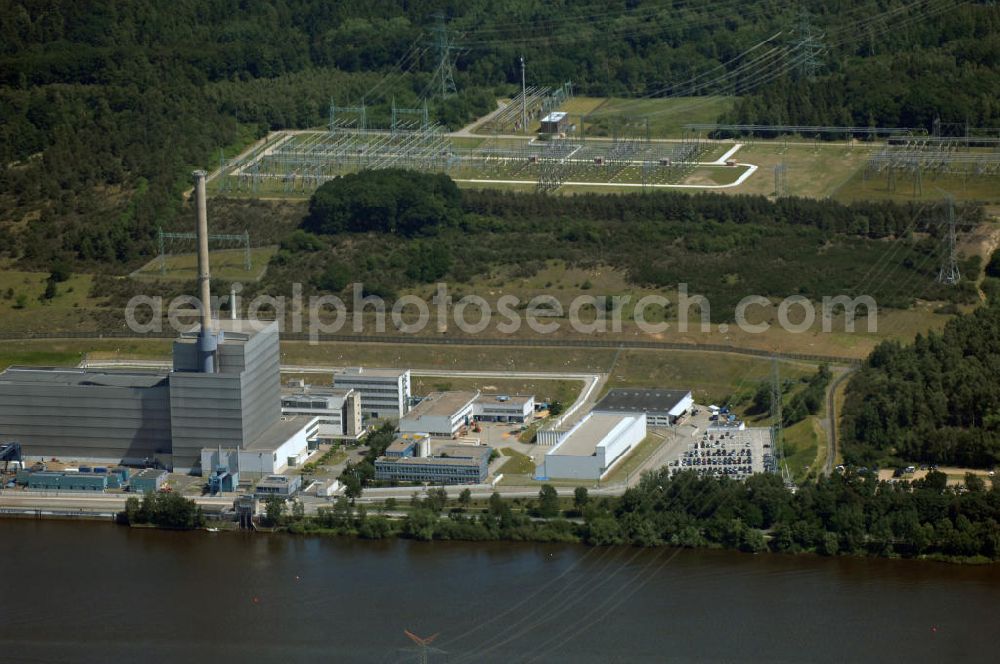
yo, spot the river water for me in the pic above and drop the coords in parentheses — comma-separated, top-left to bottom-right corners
(0, 520, 997, 663)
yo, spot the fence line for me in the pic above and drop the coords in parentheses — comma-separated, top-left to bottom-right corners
(1, 331, 862, 366)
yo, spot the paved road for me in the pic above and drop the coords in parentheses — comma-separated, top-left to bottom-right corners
(451, 101, 509, 137)
(822, 367, 856, 475)
(83, 359, 606, 435)
(0, 491, 236, 513)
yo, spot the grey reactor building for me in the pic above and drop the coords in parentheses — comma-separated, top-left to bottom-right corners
(0, 171, 310, 475)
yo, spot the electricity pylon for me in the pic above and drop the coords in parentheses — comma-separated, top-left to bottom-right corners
(428, 15, 458, 98)
(402, 630, 445, 664)
(937, 195, 961, 285)
(771, 357, 792, 486)
(796, 8, 826, 80)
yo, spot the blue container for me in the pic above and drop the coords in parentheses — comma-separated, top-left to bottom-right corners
(93, 466, 108, 474)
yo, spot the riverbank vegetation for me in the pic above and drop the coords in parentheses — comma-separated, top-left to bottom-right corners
(274, 468, 1000, 563)
(120, 492, 205, 530)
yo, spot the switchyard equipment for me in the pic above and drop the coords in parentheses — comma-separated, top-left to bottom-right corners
(864, 134, 1000, 195)
(156, 228, 252, 275)
(218, 108, 708, 196)
(684, 123, 920, 142)
(483, 82, 573, 135)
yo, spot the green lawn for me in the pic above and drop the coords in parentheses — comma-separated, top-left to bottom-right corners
(499, 447, 536, 475)
(0, 339, 173, 371)
(723, 142, 869, 199)
(781, 416, 824, 483)
(601, 434, 664, 484)
(606, 349, 816, 407)
(832, 169, 1000, 204)
(0, 347, 85, 370)
(0, 268, 102, 334)
(681, 165, 750, 186)
(411, 376, 581, 406)
(581, 96, 737, 138)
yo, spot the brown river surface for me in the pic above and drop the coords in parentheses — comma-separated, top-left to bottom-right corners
(0, 520, 997, 663)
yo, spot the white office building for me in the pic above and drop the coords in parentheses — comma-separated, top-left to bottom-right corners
(332, 367, 411, 421)
(200, 415, 317, 478)
(473, 394, 535, 423)
(399, 391, 478, 438)
(281, 388, 361, 441)
(539, 412, 646, 480)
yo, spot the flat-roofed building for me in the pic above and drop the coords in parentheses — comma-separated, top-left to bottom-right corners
(474, 394, 535, 423)
(332, 367, 411, 421)
(130, 468, 168, 494)
(539, 111, 569, 134)
(254, 474, 302, 497)
(384, 433, 431, 458)
(593, 388, 693, 427)
(200, 415, 317, 478)
(281, 388, 361, 441)
(0, 366, 173, 465)
(399, 391, 478, 438)
(540, 412, 646, 480)
(374, 444, 490, 485)
(26, 471, 109, 492)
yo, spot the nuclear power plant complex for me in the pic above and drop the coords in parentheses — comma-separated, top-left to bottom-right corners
(0, 171, 314, 476)
(0, 175, 713, 494)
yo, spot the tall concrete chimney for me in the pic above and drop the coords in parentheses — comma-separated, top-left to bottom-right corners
(230, 285, 237, 320)
(193, 170, 218, 373)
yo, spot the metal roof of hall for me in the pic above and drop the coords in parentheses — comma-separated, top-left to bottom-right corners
(0, 366, 168, 389)
(594, 388, 691, 414)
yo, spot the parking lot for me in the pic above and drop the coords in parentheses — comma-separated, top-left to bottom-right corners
(669, 426, 771, 480)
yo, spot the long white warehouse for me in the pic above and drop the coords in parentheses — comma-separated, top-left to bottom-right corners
(539, 412, 646, 480)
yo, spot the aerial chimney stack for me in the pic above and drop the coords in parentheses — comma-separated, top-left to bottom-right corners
(193, 170, 218, 372)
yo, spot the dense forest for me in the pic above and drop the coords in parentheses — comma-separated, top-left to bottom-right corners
(841, 300, 1000, 468)
(243, 170, 981, 321)
(266, 467, 1000, 562)
(2, 0, 998, 277)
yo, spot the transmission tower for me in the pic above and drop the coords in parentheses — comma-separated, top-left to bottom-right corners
(401, 630, 445, 664)
(770, 357, 792, 486)
(795, 8, 826, 80)
(520, 55, 527, 134)
(773, 162, 788, 197)
(937, 195, 961, 285)
(428, 14, 459, 98)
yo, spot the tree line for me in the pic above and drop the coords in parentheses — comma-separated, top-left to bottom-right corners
(272, 467, 1000, 562)
(841, 299, 1000, 468)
